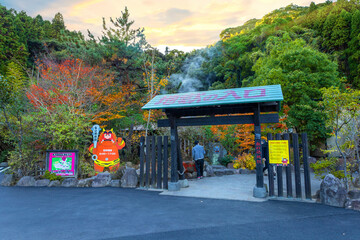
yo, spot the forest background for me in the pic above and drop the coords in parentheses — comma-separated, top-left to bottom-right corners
(1, 0, 360, 181)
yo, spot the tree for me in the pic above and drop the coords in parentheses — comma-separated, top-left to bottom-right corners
(0, 62, 35, 174)
(321, 86, 360, 189)
(248, 35, 340, 145)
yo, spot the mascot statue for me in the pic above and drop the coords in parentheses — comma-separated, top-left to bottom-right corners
(89, 125, 125, 174)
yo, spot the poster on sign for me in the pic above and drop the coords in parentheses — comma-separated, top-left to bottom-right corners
(268, 140, 289, 165)
(46, 150, 79, 177)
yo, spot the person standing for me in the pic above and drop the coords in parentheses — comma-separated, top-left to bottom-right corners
(192, 140, 206, 179)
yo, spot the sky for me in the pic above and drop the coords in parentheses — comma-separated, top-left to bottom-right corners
(1, 0, 325, 52)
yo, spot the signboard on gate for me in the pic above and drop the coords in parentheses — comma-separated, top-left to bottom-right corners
(46, 150, 79, 177)
(268, 140, 289, 165)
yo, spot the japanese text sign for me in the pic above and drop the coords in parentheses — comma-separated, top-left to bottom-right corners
(268, 140, 289, 165)
(46, 150, 79, 177)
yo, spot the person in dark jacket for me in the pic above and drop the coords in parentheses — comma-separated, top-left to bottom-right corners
(192, 140, 206, 179)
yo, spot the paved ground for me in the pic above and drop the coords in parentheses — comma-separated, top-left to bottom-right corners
(1, 172, 360, 240)
(162, 172, 322, 201)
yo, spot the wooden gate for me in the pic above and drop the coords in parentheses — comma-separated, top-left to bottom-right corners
(139, 136, 170, 189)
(265, 133, 312, 200)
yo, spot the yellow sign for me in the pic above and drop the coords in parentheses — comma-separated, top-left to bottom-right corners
(268, 140, 289, 165)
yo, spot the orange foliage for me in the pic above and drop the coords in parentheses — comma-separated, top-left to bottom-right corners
(27, 58, 137, 125)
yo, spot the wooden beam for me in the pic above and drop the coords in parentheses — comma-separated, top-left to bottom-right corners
(158, 114, 279, 127)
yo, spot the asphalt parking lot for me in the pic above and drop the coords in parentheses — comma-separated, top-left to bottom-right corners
(0, 176, 359, 240)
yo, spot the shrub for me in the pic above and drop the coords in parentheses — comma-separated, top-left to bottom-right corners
(43, 170, 63, 181)
(219, 155, 234, 166)
(234, 153, 256, 170)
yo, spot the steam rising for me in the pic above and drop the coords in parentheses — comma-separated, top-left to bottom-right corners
(168, 45, 220, 93)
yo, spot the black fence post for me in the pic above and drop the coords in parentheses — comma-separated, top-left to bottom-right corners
(145, 136, 151, 188)
(283, 133, 293, 198)
(139, 136, 145, 188)
(275, 133, 283, 197)
(151, 136, 156, 188)
(292, 133, 302, 198)
(170, 117, 178, 183)
(267, 133, 274, 197)
(163, 136, 169, 189)
(157, 136, 163, 189)
(302, 133, 312, 199)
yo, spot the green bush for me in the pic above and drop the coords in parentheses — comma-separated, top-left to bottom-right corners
(310, 157, 345, 180)
(219, 155, 234, 166)
(43, 170, 63, 182)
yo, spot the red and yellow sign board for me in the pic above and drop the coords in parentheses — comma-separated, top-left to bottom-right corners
(269, 140, 289, 165)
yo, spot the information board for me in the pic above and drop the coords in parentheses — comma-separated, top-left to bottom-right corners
(46, 150, 79, 177)
(268, 140, 289, 165)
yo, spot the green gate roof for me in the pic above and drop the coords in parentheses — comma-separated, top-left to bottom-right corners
(142, 85, 283, 110)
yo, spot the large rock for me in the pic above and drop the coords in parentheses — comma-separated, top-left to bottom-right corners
(345, 199, 360, 211)
(77, 178, 93, 187)
(61, 178, 79, 187)
(205, 165, 214, 177)
(48, 180, 61, 187)
(92, 172, 111, 187)
(348, 190, 360, 199)
(239, 168, 255, 174)
(121, 168, 138, 188)
(16, 176, 36, 187)
(320, 174, 347, 208)
(0, 162, 8, 167)
(35, 179, 50, 187)
(1, 174, 14, 186)
(110, 180, 121, 187)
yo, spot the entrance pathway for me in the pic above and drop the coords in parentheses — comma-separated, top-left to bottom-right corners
(161, 171, 322, 202)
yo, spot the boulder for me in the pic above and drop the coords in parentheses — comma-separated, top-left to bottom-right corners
(111, 167, 126, 180)
(77, 178, 93, 187)
(345, 199, 360, 211)
(61, 178, 79, 187)
(0, 162, 8, 167)
(125, 162, 135, 169)
(185, 172, 193, 179)
(320, 174, 347, 208)
(354, 177, 360, 188)
(205, 165, 214, 177)
(224, 169, 235, 175)
(121, 168, 138, 188)
(16, 176, 36, 187)
(348, 190, 360, 199)
(35, 179, 50, 187)
(191, 172, 198, 178)
(313, 190, 321, 203)
(110, 180, 121, 187)
(1, 174, 14, 186)
(48, 180, 61, 187)
(92, 172, 112, 187)
(214, 169, 225, 176)
(239, 168, 251, 174)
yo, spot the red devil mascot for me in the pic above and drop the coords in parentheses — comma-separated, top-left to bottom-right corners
(89, 128, 125, 174)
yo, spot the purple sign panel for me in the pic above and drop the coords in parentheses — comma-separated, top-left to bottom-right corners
(46, 150, 79, 177)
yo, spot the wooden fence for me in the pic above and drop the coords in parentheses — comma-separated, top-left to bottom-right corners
(266, 132, 312, 200)
(139, 136, 170, 189)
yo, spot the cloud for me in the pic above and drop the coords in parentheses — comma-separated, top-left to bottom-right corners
(155, 8, 192, 24)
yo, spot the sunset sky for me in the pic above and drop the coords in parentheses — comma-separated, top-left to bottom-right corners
(2, 0, 324, 52)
